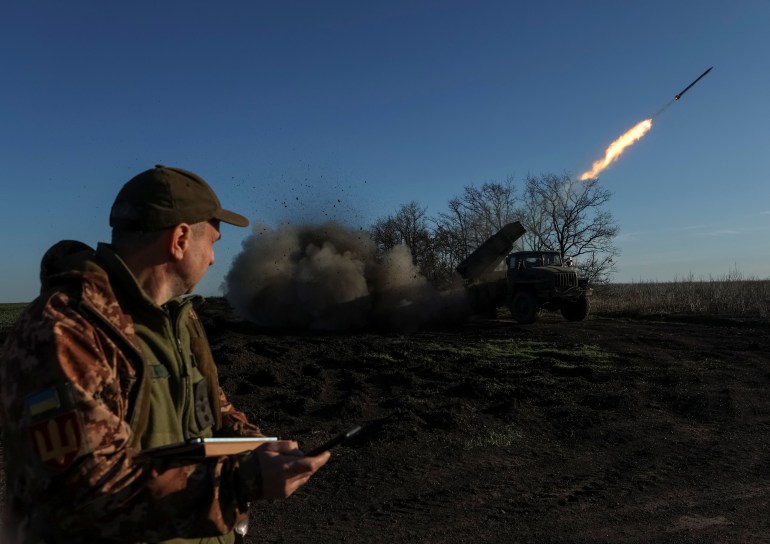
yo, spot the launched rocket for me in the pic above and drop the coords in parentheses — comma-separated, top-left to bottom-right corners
(579, 65, 714, 180)
(674, 67, 713, 100)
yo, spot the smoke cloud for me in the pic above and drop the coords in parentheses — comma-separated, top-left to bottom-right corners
(223, 221, 468, 331)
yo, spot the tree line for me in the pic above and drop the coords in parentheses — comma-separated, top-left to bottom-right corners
(369, 173, 619, 287)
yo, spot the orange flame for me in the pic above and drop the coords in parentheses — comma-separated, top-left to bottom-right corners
(579, 119, 653, 180)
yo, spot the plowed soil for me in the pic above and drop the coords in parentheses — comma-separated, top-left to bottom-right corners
(199, 299, 770, 544)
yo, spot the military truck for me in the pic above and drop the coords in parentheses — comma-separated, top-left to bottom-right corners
(456, 222, 592, 324)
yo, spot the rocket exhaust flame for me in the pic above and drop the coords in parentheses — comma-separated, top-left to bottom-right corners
(579, 118, 652, 180)
(578, 67, 712, 181)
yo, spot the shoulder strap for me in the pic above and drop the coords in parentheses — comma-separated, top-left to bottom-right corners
(187, 307, 223, 430)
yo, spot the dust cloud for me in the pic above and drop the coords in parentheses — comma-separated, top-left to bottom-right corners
(223, 221, 469, 331)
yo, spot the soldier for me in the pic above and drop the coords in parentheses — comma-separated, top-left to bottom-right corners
(0, 165, 330, 544)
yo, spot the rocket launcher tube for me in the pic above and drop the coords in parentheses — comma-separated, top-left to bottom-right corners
(455, 222, 527, 283)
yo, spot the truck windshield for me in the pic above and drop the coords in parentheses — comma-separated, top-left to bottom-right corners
(513, 254, 562, 268)
(542, 254, 562, 266)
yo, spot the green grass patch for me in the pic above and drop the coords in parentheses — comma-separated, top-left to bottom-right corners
(464, 424, 523, 449)
(417, 338, 612, 366)
(0, 303, 27, 333)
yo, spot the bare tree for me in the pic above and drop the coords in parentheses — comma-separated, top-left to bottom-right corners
(371, 201, 440, 280)
(434, 198, 473, 268)
(370, 216, 401, 253)
(519, 173, 619, 283)
(436, 177, 520, 262)
(370, 174, 618, 287)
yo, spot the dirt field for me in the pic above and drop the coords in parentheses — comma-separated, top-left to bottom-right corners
(199, 298, 770, 544)
(2, 299, 769, 543)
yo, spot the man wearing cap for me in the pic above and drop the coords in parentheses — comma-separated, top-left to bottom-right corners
(0, 166, 330, 544)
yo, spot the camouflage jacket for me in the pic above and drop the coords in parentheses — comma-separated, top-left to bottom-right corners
(0, 241, 261, 544)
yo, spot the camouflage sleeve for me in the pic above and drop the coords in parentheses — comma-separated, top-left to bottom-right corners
(0, 295, 251, 541)
(218, 387, 264, 437)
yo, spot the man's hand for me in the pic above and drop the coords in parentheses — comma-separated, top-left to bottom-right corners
(256, 440, 331, 500)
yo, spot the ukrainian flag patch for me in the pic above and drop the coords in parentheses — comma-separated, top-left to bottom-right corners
(26, 387, 62, 417)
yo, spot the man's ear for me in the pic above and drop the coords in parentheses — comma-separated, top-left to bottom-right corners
(168, 223, 193, 261)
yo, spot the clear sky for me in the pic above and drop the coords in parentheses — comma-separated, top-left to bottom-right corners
(2, 1, 769, 302)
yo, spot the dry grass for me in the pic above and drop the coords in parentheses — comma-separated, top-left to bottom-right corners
(592, 271, 770, 318)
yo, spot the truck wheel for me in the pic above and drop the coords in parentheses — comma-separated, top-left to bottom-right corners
(510, 291, 540, 324)
(561, 296, 590, 321)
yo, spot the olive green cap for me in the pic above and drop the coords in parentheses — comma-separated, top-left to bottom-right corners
(109, 165, 249, 231)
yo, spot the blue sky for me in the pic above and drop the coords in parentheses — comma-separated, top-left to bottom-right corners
(2, 1, 769, 302)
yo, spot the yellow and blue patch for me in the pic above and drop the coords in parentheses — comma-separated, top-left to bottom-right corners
(26, 387, 61, 417)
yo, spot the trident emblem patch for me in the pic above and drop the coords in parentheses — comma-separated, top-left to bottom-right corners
(30, 411, 84, 470)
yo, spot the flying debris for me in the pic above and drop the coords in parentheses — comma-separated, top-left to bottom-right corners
(674, 67, 713, 100)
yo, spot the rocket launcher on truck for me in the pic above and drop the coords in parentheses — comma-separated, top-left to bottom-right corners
(456, 222, 591, 324)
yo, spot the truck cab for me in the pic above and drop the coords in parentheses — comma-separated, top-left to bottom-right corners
(504, 251, 591, 323)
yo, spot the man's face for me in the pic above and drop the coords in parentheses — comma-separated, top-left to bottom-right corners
(179, 220, 221, 294)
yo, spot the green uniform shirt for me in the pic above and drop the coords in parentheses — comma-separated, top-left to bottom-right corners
(97, 244, 233, 544)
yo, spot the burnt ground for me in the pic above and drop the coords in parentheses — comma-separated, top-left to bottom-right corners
(199, 298, 770, 544)
(2, 300, 769, 543)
